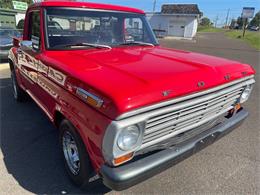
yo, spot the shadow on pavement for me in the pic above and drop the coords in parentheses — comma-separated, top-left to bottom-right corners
(0, 59, 9, 63)
(0, 78, 110, 194)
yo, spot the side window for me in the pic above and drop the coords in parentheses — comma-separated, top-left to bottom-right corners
(29, 11, 41, 51)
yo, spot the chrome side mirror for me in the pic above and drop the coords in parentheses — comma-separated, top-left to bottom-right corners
(20, 39, 40, 51)
(20, 40, 32, 49)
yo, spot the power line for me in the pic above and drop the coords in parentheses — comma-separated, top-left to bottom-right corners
(214, 15, 219, 28)
(153, 0, 156, 13)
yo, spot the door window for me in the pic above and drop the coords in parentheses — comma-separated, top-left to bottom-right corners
(29, 11, 41, 51)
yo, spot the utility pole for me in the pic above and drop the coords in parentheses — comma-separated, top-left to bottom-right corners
(225, 9, 230, 27)
(242, 18, 247, 37)
(214, 15, 219, 28)
(153, 0, 156, 13)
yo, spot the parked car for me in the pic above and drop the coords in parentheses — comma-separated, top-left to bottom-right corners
(8, 1, 255, 191)
(249, 26, 259, 31)
(0, 27, 21, 60)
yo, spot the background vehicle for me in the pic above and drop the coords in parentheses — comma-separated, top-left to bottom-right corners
(249, 26, 259, 31)
(0, 27, 21, 60)
(8, 1, 255, 191)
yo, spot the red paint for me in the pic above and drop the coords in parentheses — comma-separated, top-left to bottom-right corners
(30, 0, 145, 14)
(44, 47, 255, 119)
(9, 2, 255, 172)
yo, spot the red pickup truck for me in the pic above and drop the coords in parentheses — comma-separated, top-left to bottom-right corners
(8, 1, 255, 191)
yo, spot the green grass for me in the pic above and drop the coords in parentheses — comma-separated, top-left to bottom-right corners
(225, 30, 260, 50)
(197, 26, 224, 32)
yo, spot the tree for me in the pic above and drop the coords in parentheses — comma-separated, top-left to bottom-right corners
(0, 0, 32, 9)
(236, 16, 249, 29)
(200, 17, 212, 26)
(250, 11, 260, 27)
(17, 19, 24, 29)
(230, 19, 236, 29)
(236, 17, 243, 28)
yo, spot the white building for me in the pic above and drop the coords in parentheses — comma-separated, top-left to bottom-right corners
(147, 4, 201, 38)
(0, 8, 25, 28)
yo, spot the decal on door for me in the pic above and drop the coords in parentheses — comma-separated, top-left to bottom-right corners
(48, 67, 67, 86)
(17, 54, 67, 98)
(38, 61, 48, 74)
(18, 56, 67, 86)
(38, 75, 59, 99)
(20, 66, 38, 83)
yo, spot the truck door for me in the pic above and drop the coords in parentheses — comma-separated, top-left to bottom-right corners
(17, 10, 41, 99)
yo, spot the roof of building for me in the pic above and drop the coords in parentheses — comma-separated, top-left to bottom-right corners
(161, 4, 201, 15)
(29, 0, 144, 14)
(0, 8, 25, 14)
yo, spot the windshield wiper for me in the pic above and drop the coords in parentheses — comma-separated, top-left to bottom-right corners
(53, 43, 112, 49)
(120, 41, 155, 47)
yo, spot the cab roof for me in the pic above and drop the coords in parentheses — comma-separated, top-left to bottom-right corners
(29, 0, 145, 14)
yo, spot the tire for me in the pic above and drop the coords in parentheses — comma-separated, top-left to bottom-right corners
(59, 119, 92, 187)
(10, 69, 27, 102)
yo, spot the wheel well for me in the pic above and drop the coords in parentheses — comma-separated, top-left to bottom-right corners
(9, 59, 14, 71)
(54, 111, 65, 128)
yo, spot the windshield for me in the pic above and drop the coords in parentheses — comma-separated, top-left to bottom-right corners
(45, 8, 158, 49)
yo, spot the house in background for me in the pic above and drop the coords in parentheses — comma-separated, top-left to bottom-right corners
(0, 1, 27, 29)
(0, 8, 25, 28)
(146, 4, 202, 38)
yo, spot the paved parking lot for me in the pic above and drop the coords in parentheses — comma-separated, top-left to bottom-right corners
(0, 32, 259, 194)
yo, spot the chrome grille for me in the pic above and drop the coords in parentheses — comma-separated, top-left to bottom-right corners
(142, 88, 242, 145)
(132, 76, 255, 151)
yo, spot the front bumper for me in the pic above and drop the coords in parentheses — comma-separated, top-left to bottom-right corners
(100, 109, 248, 191)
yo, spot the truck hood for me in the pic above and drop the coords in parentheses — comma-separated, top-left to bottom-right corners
(43, 46, 255, 119)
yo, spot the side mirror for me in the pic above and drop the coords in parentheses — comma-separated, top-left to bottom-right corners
(21, 37, 40, 52)
(20, 40, 33, 49)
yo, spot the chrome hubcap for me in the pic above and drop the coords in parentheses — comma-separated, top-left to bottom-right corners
(62, 131, 80, 175)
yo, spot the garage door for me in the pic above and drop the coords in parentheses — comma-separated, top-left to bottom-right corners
(168, 22, 185, 37)
(0, 14, 16, 28)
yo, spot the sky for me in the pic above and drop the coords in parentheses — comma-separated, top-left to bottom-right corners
(85, 0, 260, 27)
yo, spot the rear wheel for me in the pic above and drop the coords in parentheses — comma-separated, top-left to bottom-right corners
(10, 69, 27, 102)
(59, 119, 92, 187)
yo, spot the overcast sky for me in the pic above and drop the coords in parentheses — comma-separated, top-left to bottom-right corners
(86, 0, 260, 26)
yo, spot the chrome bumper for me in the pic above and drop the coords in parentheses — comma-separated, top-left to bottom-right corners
(100, 109, 248, 191)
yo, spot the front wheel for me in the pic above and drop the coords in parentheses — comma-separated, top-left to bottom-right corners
(11, 69, 27, 102)
(59, 119, 93, 187)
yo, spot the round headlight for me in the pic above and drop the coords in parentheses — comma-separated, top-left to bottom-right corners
(117, 125, 141, 151)
(240, 85, 253, 103)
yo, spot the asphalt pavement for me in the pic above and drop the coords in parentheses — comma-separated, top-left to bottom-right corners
(0, 32, 259, 194)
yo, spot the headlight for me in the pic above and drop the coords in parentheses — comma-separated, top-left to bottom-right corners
(240, 85, 253, 103)
(103, 120, 145, 166)
(117, 125, 141, 151)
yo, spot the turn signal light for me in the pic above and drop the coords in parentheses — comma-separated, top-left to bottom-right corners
(113, 152, 134, 166)
(228, 103, 241, 117)
(234, 103, 241, 111)
(76, 88, 103, 108)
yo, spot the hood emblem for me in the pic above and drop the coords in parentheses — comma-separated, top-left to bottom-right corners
(241, 71, 248, 76)
(197, 81, 205, 88)
(162, 90, 172, 97)
(224, 74, 231, 81)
